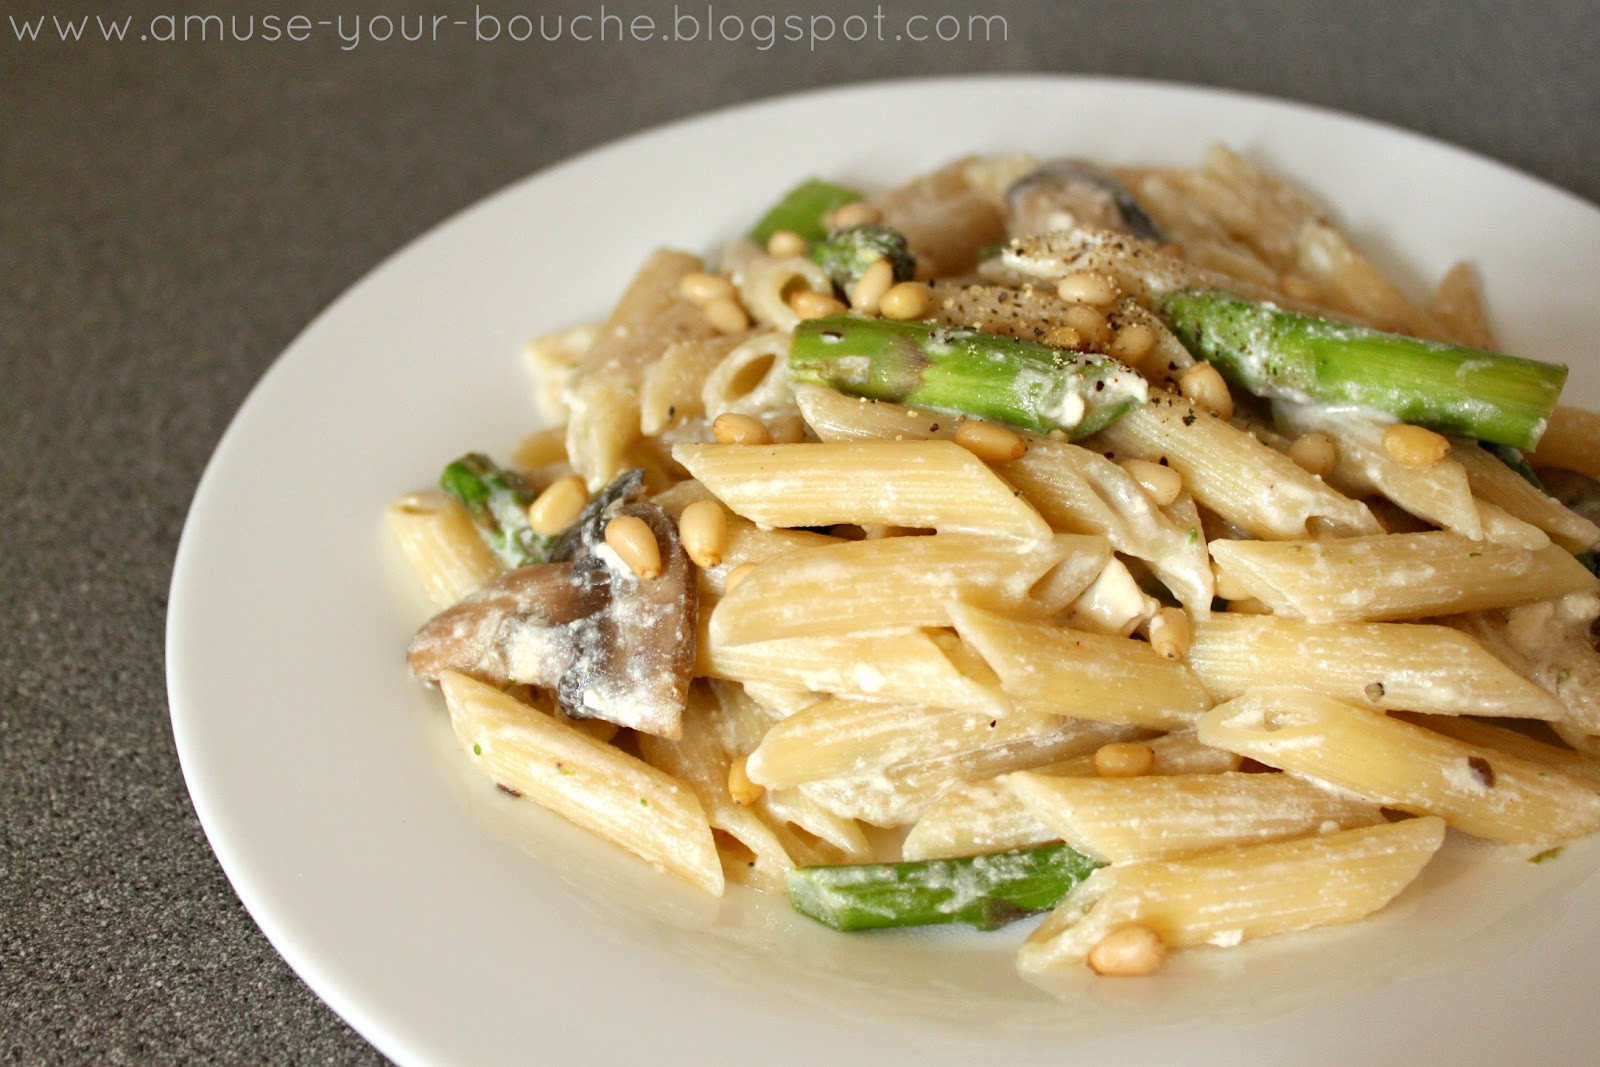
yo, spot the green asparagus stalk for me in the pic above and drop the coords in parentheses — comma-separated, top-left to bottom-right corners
(747, 178, 864, 246)
(1161, 290, 1567, 450)
(788, 315, 1148, 438)
(787, 843, 1103, 932)
(810, 225, 916, 290)
(439, 453, 552, 568)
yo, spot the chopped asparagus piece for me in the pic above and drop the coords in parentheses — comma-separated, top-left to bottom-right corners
(747, 178, 864, 246)
(788, 315, 1147, 439)
(810, 225, 916, 290)
(1161, 290, 1567, 450)
(439, 453, 553, 568)
(787, 843, 1103, 932)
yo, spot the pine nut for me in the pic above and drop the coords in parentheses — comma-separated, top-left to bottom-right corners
(1042, 325, 1083, 349)
(829, 201, 882, 229)
(1178, 362, 1233, 420)
(526, 475, 588, 536)
(1063, 304, 1111, 349)
(712, 412, 771, 445)
(1119, 458, 1182, 507)
(1109, 323, 1157, 366)
(850, 258, 895, 314)
(704, 296, 750, 334)
(1287, 432, 1338, 477)
(677, 271, 733, 304)
(765, 229, 809, 258)
(1057, 271, 1119, 307)
(678, 500, 727, 569)
(1094, 741, 1155, 778)
(879, 281, 933, 321)
(767, 413, 809, 444)
(1148, 607, 1191, 661)
(723, 562, 757, 593)
(604, 515, 663, 579)
(955, 419, 1027, 463)
(789, 289, 847, 320)
(727, 754, 764, 806)
(1382, 424, 1451, 467)
(1088, 923, 1167, 977)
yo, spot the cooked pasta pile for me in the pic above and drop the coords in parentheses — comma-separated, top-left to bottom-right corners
(389, 146, 1600, 978)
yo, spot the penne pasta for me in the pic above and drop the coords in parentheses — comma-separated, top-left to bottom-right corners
(1198, 687, 1600, 843)
(1017, 818, 1445, 972)
(386, 490, 502, 608)
(439, 671, 723, 894)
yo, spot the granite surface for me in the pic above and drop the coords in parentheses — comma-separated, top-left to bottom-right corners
(3, 0, 1597, 1062)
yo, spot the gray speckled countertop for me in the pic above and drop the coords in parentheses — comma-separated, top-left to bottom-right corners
(3, 1, 1597, 1062)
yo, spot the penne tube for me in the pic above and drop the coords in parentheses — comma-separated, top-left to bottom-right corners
(1005, 770, 1385, 863)
(673, 440, 1052, 541)
(1210, 531, 1599, 623)
(1394, 713, 1600, 788)
(639, 334, 744, 435)
(1092, 394, 1381, 540)
(709, 533, 1108, 646)
(439, 671, 723, 895)
(950, 602, 1212, 729)
(699, 629, 1009, 714)
(746, 698, 1071, 790)
(1453, 441, 1600, 553)
(902, 731, 1240, 861)
(1530, 405, 1600, 481)
(1187, 614, 1567, 720)
(385, 490, 503, 609)
(1017, 818, 1445, 972)
(1198, 687, 1600, 843)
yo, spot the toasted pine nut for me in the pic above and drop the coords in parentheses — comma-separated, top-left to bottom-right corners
(526, 475, 588, 536)
(955, 419, 1027, 463)
(1057, 271, 1119, 307)
(1042, 325, 1083, 349)
(711, 412, 771, 446)
(789, 289, 848, 320)
(704, 296, 750, 334)
(677, 271, 734, 304)
(727, 754, 764, 806)
(604, 515, 662, 579)
(1063, 304, 1111, 349)
(1382, 424, 1451, 468)
(1088, 923, 1167, 977)
(850, 258, 896, 315)
(1119, 458, 1182, 507)
(767, 413, 809, 444)
(879, 281, 933, 321)
(1178, 362, 1233, 420)
(1094, 741, 1155, 778)
(829, 201, 882, 229)
(1148, 606, 1191, 661)
(1287, 432, 1338, 477)
(678, 500, 727, 569)
(723, 562, 757, 593)
(1109, 323, 1157, 366)
(765, 229, 808, 258)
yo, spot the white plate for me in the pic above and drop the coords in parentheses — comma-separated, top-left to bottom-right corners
(168, 76, 1600, 1065)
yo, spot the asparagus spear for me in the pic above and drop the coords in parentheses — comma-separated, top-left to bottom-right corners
(747, 178, 864, 246)
(1161, 290, 1567, 450)
(810, 225, 916, 290)
(788, 315, 1148, 438)
(787, 843, 1103, 932)
(439, 453, 553, 568)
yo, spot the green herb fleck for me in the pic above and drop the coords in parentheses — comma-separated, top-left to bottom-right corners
(1186, 527, 1200, 545)
(1530, 847, 1564, 864)
(639, 797, 650, 808)
(473, 743, 483, 756)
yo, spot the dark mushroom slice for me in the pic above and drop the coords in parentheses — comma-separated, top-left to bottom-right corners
(406, 563, 607, 687)
(558, 500, 697, 739)
(1004, 159, 1165, 243)
(406, 467, 698, 739)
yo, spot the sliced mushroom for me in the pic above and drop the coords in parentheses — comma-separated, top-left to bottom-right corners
(407, 468, 698, 739)
(1004, 159, 1165, 242)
